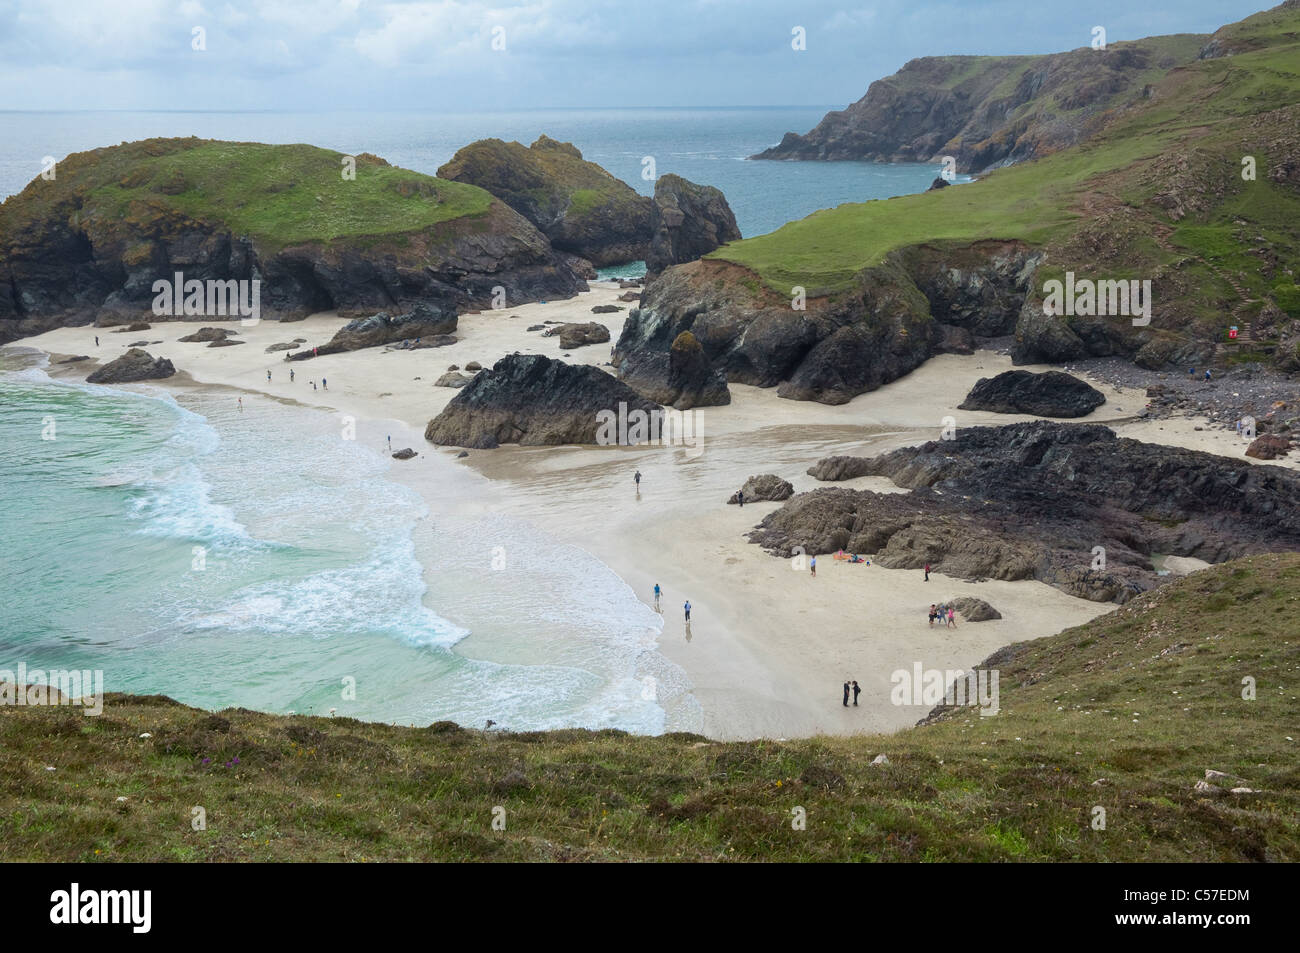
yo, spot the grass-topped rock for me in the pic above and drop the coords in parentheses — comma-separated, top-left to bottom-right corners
(0, 138, 586, 343)
(438, 135, 654, 267)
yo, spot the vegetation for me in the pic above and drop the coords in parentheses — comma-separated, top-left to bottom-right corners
(712, 1, 1300, 346)
(7, 138, 494, 253)
(3, 554, 1297, 862)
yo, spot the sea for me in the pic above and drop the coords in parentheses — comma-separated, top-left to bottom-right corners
(0, 108, 960, 732)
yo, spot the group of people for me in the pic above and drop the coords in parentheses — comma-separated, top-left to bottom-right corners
(929, 603, 957, 628)
(842, 680, 861, 706)
(652, 583, 692, 626)
(267, 368, 325, 390)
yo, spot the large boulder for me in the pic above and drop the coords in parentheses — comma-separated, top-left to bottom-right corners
(178, 326, 236, 342)
(293, 304, 457, 358)
(1246, 434, 1291, 460)
(543, 321, 611, 350)
(727, 474, 794, 505)
(619, 329, 731, 410)
(949, 597, 1002, 622)
(644, 175, 741, 278)
(425, 353, 662, 449)
(86, 348, 176, 384)
(958, 370, 1106, 417)
(437, 135, 653, 266)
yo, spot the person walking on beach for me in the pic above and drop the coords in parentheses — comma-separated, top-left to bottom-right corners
(852, 680, 861, 706)
(311, 381, 317, 390)
(810, 555, 817, 577)
(289, 368, 294, 383)
(683, 600, 691, 623)
(237, 397, 243, 411)
(947, 607, 956, 629)
(322, 378, 327, 390)
(94, 335, 99, 347)
(634, 469, 642, 491)
(267, 370, 272, 383)
(387, 435, 392, 452)
(924, 562, 931, 582)
(842, 681, 850, 707)
(653, 583, 661, 610)
(928, 604, 937, 627)
(737, 489, 744, 508)
(313, 346, 318, 358)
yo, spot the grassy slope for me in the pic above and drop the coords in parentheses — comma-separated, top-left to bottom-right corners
(713, 5, 1300, 322)
(3, 138, 494, 254)
(3, 554, 1296, 862)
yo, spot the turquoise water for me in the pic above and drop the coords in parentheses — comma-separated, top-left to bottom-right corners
(0, 351, 689, 731)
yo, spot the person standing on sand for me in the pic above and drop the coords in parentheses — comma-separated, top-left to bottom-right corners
(267, 370, 272, 382)
(322, 378, 328, 390)
(737, 489, 744, 508)
(237, 397, 243, 411)
(684, 600, 691, 623)
(929, 604, 937, 627)
(924, 562, 931, 582)
(654, 583, 661, 610)
(634, 470, 642, 491)
(810, 555, 817, 577)
(852, 681, 861, 706)
(948, 607, 956, 629)
(311, 381, 317, 390)
(842, 681, 850, 707)
(95, 335, 99, 347)
(289, 369, 294, 383)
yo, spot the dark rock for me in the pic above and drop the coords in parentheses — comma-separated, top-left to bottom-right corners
(928, 177, 951, 190)
(86, 348, 176, 384)
(207, 338, 244, 347)
(526, 324, 546, 332)
(727, 474, 794, 505)
(620, 329, 730, 409)
(958, 370, 1106, 417)
(591, 304, 623, 314)
(457, 451, 469, 458)
(391, 448, 417, 460)
(465, 361, 482, 371)
(644, 174, 742, 277)
(949, 597, 1001, 621)
(425, 353, 663, 449)
(55, 355, 90, 364)
(807, 456, 874, 481)
(127, 340, 150, 347)
(265, 342, 299, 352)
(324, 303, 457, 353)
(1246, 434, 1291, 460)
(618, 291, 641, 302)
(177, 326, 235, 343)
(543, 321, 611, 349)
(116, 321, 152, 332)
(756, 422, 1300, 602)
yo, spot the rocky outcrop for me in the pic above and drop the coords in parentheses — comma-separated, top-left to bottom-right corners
(619, 330, 731, 410)
(0, 138, 586, 345)
(807, 456, 873, 482)
(392, 448, 417, 460)
(437, 135, 653, 266)
(616, 242, 1037, 406)
(1246, 434, 1291, 459)
(177, 326, 237, 343)
(644, 175, 741, 278)
(85, 348, 176, 384)
(751, 40, 1203, 173)
(754, 422, 1300, 602)
(543, 322, 610, 349)
(424, 354, 662, 449)
(316, 304, 457, 354)
(950, 597, 1001, 622)
(958, 370, 1105, 417)
(434, 372, 473, 388)
(727, 474, 794, 505)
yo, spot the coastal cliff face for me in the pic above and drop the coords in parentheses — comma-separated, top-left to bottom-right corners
(437, 135, 654, 267)
(751, 36, 1205, 172)
(0, 138, 587, 344)
(615, 241, 1039, 405)
(644, 174, 741, 278)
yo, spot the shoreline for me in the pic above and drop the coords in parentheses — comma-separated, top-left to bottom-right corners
(10, 284, 1297, 740)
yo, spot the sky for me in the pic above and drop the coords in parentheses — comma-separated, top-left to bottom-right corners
(0, 0, 1274, 111)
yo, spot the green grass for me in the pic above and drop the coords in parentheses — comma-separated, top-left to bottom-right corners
(12, 138, 494, 254)
(3, 553, 1297, 862)
(711, 6, 1300, 307)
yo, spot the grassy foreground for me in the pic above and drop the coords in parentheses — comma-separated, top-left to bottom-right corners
(2, 554, 1298, 862)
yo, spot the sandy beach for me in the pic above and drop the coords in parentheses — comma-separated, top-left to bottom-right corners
(21, 282, 1295, 740)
